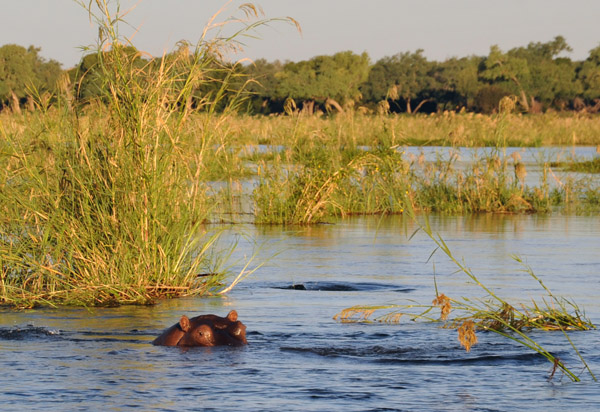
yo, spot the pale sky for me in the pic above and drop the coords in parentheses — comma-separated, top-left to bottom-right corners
(2, 0, 600, 68)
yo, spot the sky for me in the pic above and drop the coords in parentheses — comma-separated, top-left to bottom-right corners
(2, 0, 600, 68)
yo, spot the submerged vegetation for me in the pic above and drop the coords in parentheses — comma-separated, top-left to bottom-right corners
(551, 155, 600, 173)
(335, 211, 596, 382)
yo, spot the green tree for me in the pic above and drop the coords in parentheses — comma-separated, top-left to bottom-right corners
(275, 51, 370, 113)
(0, 44, 61, 108)
(361, 50, 435, 113)
(480, 44, 532, 111)
(436, 56, 484, 110)
(577, 45, 600, 102)
(512, 36, 579, 108)
(244, 58, 284, 113)
(532, 57, 581, 108)
(71, 52, 102, 101)
(480, 36, 580, 111)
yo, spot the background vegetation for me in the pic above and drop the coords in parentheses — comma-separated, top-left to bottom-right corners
(0, 5, 599, 308)
(4, 35, 600, 115)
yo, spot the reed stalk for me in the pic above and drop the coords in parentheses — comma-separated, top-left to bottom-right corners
(335, 204, 596, 382)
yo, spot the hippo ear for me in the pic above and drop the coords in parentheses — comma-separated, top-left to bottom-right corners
(227, 310, 238, 322)
(179, 315, 191, 332)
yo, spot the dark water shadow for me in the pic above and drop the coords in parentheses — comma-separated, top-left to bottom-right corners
(0, 325, 151, 345)
(270, 281, 415, 292)
(0, 325, 62, 340)
(279, 344, 548, 366)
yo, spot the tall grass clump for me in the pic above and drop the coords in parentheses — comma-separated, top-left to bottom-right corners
(252, 118, 410, 224)
(409, 148, 553, 214)
(253, 144, 347, 225)
(410, 98, 535, 213)
(0, 1, 293, 307)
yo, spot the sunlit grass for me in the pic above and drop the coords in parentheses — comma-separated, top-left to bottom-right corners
(0, 0, 294, 307)
(224, 110, 600, 148)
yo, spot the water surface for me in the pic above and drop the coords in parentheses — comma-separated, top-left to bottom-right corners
(1, 214, 599, 411)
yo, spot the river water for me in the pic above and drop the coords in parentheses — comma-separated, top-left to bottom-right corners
(1, 214, 599, 411)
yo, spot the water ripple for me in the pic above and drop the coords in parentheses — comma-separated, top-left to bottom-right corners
(0, 325, 61, 340)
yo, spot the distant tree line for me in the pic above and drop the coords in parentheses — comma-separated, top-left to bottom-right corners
(2, 36, 600, 114)
(245, 36, 600, 115)
(0, 44, 62, 112)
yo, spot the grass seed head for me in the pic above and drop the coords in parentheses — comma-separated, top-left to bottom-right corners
(458, 320, 478, 352)
(432, 293, 452, 321)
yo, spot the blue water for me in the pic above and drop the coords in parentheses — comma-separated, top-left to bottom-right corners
(1, 214, 599, 411)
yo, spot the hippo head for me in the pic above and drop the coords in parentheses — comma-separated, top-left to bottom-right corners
(154, 310, 247, 347)
(178, 310, 247, 347)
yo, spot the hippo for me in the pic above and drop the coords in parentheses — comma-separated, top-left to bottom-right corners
(153, 310, 247, 347)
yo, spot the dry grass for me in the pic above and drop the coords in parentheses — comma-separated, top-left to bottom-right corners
(223, 111, 600, 147)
